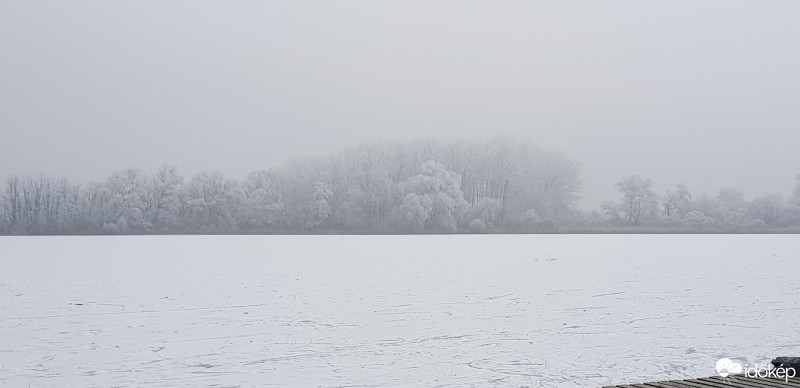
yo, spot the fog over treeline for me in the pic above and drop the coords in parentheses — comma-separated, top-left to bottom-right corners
(2, 136, 799, 235)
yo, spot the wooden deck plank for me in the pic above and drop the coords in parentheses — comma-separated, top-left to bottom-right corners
(775, 377, 800, 387)
(684, 378, 749, 387)
(641, 381, 693, 388)
(605, 385, 649, 388)
(606, 375, 800, 387)
(642, 381, 716, 388)
(735, 377, 800, 387)
(674, 378, 743, 388)
(608, 380, 688, 388)
(718, 377, 794, 388)
(767, 378, 800, 387)
(739, 376, 800, 387)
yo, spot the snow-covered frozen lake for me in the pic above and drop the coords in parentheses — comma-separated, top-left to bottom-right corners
(1, 235, 798, 387)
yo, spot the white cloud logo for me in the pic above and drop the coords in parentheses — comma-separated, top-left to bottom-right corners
(716, 358, 743, 377)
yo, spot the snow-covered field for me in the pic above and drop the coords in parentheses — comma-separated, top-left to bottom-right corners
(1, 235, 798, 387)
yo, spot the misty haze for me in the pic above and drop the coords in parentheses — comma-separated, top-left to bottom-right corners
(2, 135, 800, 235)
(1, 1, 799, 387)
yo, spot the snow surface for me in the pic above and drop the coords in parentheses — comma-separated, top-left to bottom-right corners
(1, 235, 799, 387)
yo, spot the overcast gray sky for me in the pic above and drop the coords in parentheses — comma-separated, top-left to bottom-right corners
(1, 1, 798, 210)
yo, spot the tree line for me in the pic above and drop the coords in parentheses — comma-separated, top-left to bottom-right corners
(0, 136, 582, 235)
(2, 136, 799, 235)
(599, 175, 800, 232)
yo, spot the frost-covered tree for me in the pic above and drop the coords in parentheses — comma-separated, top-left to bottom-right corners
(276, 159, 338, 231)
(613, 175, 657, 225)
(395, 160, 468, 233)
(331, 143, 393, 231)
(782, 175, 800, 227)
(103, 169, 152, 233)
(0, 191, 7, 234)
(1, 175, 76, 234)
(602, 200, 625, 224)
(3, 176, 23, 232)
(710, 187, 751, 231)
(717, 187, 745, 206)
(683, 210, 714, 229)
(80, 181, 112, 232)
(527, 149, 582, 218)
(751, 193, 784, 226)
(662, 184, 692, 223)
(463, 197, 503, 232)
(439, 136, 581, 227)
(240, 169, 284, 229)
(674, 184, 692, 218)
(57, 182, 90, 233)
(691, 193, 721, 218)
(146, 166, 184, 231)
(185, 171, 239, 231)
(781, 205, 800, 227)
(792, 175, 800, 205)
(310, 181, 333, 228)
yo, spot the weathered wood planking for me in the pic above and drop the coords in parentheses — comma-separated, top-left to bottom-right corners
(603, 375, 800, 388)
